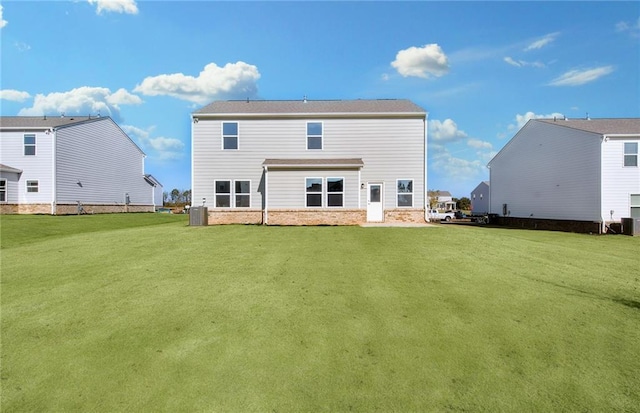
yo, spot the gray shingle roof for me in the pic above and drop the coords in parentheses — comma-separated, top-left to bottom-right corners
(536, 118, 640, 135)
(194, 99, 426, 115)
(0, 164, 23, 173)
(0, 116, 101, 129)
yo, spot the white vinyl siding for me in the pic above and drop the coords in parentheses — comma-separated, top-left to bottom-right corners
(601, 137, 640, 221)
(192, 117, 425, 211)
(55, 118, 150, 205)
(489, 121, 602, 221)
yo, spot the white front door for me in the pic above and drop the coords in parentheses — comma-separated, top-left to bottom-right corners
(367, 183, 384, 222)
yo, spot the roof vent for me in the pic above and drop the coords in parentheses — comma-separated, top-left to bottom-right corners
(303, 95, 307, 103)
(60, 113, 65, 118)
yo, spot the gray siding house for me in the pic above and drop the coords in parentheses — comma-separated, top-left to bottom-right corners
(488, 118, 640, 233)
(470, 181, 490, 215)
(191, 99, 428, 225)
(0, 116, 162, 214)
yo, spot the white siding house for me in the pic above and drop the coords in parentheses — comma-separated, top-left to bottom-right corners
(0, 116, 161, 214)
(191, 99, 428, 225)
(470, 181, 490, 215)
(488, 118, 640, 232)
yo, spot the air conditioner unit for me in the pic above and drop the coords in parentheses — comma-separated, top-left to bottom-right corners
(621, 218, 640, 236)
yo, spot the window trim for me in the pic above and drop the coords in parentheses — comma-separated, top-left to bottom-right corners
(396, 179, 414, 208)
(26, 180, 39, 193)
(214, 179, 251, 208)
(24, 134, 36, 156)
(326, 177, 344, 208)
(631, 194, 640, 218)
(214, 179, 232, 207)
(623, 142, 638, 167)
(234, 180, 251, 208)
(222, 122, 239, 150)
(306, 121, 323, 150)
(305, 177, 323, 208)
(0, 179, 6, 203)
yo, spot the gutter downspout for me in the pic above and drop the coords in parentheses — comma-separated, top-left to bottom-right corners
(51, 128, 57, 215)
(263, 165, 268, 225)
(423, 114, 430, 222)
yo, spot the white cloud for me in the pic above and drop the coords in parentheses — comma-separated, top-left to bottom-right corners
(0, 5, 7, 29)
(88, 0, 138, 15)
(391, 44, 449, 79)
(17, 86, 142, 119)
(428, 119, 468, 143)
(504, 56, 545, 68)
(122, 124, 185, 161)
(0, 89, 31, 102)
(14, 41, 31, 52)
(508, 111, 564, 132)
(467, 138, 493, 150)
(615, 17, 640, 38)
(524, 32, 559, 51)
(548, 66, 614, 86)
(134, 61, 261, 104)
(429, 147, 486, 180)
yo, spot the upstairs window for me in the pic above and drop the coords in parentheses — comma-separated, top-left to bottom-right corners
(397, 179, 413, 207)
(327, 178, 344, 207)
(222, 122, 238, 150)
(24, 134, 36, 156)
(306, 178, 322, 207)
(307, 122, 323, 150)
(624, 142, 638, 167)
(26, 180, 39, 193)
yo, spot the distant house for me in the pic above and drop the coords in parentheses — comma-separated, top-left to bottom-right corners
(488, 118, 640, 233)
(429, 190, 457, 211)
(0, 116, 162, 214)
(471, 181, 490, 214)
(191, 99, 428, 225)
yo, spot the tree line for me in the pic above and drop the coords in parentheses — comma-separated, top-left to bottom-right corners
(163, 189, 191, 207)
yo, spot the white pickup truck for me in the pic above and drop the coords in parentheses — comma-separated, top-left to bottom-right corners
(428, 209, 455, 222)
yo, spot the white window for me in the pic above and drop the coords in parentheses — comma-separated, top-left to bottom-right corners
(631, 194, 640, 218)
(397, 179, 413, 207)
(624, 142, 638, 167)
(0, 179, 6, 202)
(306, 178, 322, 207)
(222, 122, 238, 150)
(24, 134, 36, 156)
(327, 178, 344, 207)
(235, 180, 251, 208)
(215, 180, 231, 207)
(27, 180, 39, 193)
(307, 122, 323, 150)
(215, 180, 250, 207)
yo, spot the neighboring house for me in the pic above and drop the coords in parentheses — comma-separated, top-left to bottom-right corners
(0, 116, 162, 214)
(191, 99, 428, 225)
(428, 190, 457, 211)
(470, 181, 490, 214)
(488, 118, 640, 233)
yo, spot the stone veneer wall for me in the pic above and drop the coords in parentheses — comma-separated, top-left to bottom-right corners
(206, 208, 426, 226)
(0, 203, 154, 215)
(267, 209, 366, 225)
(384, 209, 427, 224)
(207, 210, 263, 225)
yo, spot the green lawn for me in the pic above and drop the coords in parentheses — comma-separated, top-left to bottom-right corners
(1, 214, 639, 412)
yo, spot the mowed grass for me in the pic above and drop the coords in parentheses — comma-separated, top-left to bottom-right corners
(1, 215, 639, 412)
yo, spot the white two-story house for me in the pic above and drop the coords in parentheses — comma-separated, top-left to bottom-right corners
(0, 116, 162, 214)
(191, 99, 428, 225)
(488, 118, 640, 233)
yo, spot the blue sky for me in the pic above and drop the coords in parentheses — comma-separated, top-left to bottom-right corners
(1, 1, 639, 198)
